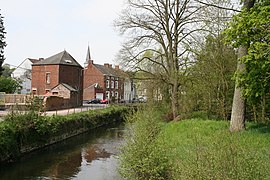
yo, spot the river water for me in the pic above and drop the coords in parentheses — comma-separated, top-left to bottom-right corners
(0, 123, 125, 180)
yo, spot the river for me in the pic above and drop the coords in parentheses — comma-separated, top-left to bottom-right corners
(0, 122, 125, 180)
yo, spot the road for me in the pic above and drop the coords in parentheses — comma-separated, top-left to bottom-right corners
(0, 104, 108, 121)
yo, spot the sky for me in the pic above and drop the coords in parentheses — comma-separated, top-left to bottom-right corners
(0, 0, 125, 68)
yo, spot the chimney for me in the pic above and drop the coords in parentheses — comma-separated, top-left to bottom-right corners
(115, 65, 120, 70)
(104, 63, 109, 68)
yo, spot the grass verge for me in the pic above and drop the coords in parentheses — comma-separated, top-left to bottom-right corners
(119, 106, 270, 179)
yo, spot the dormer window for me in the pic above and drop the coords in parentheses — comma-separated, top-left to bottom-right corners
(65, 60, 72, 64)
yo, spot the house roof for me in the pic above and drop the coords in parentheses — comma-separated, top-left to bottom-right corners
(29, 58, 41, 64)
(94, 64, 115, 76)
(85, 83, 102, 90)
(33, 50, 83, 68)
(93, 64, 129, 78)
(52, 83, 78, 92)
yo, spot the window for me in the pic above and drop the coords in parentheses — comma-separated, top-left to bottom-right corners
(115, 92, 118, 100)
(115, 81, 118, 89)
(111, 81, 114, 89)
(106, 91, 110, 99)
(32, 88, 37, 95)
(46, 72, 50, 84)
(106, 80, 110, 88)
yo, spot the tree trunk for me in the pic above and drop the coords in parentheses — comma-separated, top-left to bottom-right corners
(230, 46, 247, 132)
(171, 82, 179, 119)
(229, 0, 255, 132)
(261, 94, 266, 123)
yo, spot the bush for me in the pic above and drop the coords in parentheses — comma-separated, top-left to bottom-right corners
(0, 121, 18, 162)
(119, 106, 171, 179)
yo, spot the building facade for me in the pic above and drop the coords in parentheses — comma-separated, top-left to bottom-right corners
(83, 47, 135, 102)
(12, 58, 41, 94)
(31, 50, 83, 107)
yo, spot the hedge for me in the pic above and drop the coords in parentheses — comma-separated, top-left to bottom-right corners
(0, 106, 128, 163)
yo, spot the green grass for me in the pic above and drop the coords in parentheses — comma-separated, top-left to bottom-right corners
(159, 119, 270, 179)
(119, 105, 270, 179)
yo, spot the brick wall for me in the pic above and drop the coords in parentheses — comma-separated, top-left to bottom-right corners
(32, 65, 59, 95)
(84, 63, 104, 89)
(32, 64, 83, 107)
(83, 63, 105, 100)
(59, 65, 83, 106)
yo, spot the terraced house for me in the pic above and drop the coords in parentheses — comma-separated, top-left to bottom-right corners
(83, 47, 135, 103)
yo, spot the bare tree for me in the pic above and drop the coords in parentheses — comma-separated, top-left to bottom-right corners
(115, 0, 207, 119)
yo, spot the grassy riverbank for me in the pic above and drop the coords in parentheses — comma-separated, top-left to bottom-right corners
(0, 106, 128, 163)
(119, 107, 270, 179)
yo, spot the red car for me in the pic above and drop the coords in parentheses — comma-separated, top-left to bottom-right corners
(100, 99, 108, 104)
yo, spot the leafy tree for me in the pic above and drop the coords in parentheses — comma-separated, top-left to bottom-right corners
(0, 10, 7, 76)
(227, 1, 270, 122)
(186, 35, 237, 119)
(0, 76, 21, 93)
(1, 64, 14, 77)
(225, 0, 270, 128)
(225, 0, 256, 132)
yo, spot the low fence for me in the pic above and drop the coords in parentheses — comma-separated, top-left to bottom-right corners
(3, 94, 82, 112)
(4, 94, 32, 104)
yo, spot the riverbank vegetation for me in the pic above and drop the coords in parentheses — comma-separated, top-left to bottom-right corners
(119, 106, 270, 179)
(0, 105, 128, 163)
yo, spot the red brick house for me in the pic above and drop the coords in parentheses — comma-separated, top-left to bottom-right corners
(32, 50, 83, 107)
(83, 47, 126, 102)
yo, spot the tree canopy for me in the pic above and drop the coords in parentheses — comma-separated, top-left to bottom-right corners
(226, 2, 270, 104)
(0, 76, 21, 93)
(225, 0, 270, 124)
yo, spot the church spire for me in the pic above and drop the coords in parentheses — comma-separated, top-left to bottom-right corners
(84, 44, 92, 68)
(86, 45, 91, 62)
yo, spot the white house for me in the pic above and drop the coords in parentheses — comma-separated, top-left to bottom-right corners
(12, 58, 41, 94)
(123, 77, 136, 103)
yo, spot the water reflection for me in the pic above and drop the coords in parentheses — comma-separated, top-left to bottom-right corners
(0, 123, 125, 180)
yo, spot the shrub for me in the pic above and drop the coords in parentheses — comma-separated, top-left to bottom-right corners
(119, 106, 171, 179)
(0, 121, 18, 162)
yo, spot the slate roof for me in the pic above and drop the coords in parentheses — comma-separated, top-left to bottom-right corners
(29, 58, 41, 64)
(52, 83, 78, 92)
(61, 83, 78, 91)
(94, 64, 129, 78)
(33, 50, 82, 68)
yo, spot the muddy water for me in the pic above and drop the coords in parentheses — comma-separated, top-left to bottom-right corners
(0, 123, 125, 180)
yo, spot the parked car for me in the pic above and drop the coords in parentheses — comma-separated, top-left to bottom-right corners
(132, 98, 139, 103)
(119, 99, 126, 104)
(100, 99, 108, 104)
(138, 97, 147, 103)
(87, 98, 101, 104)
